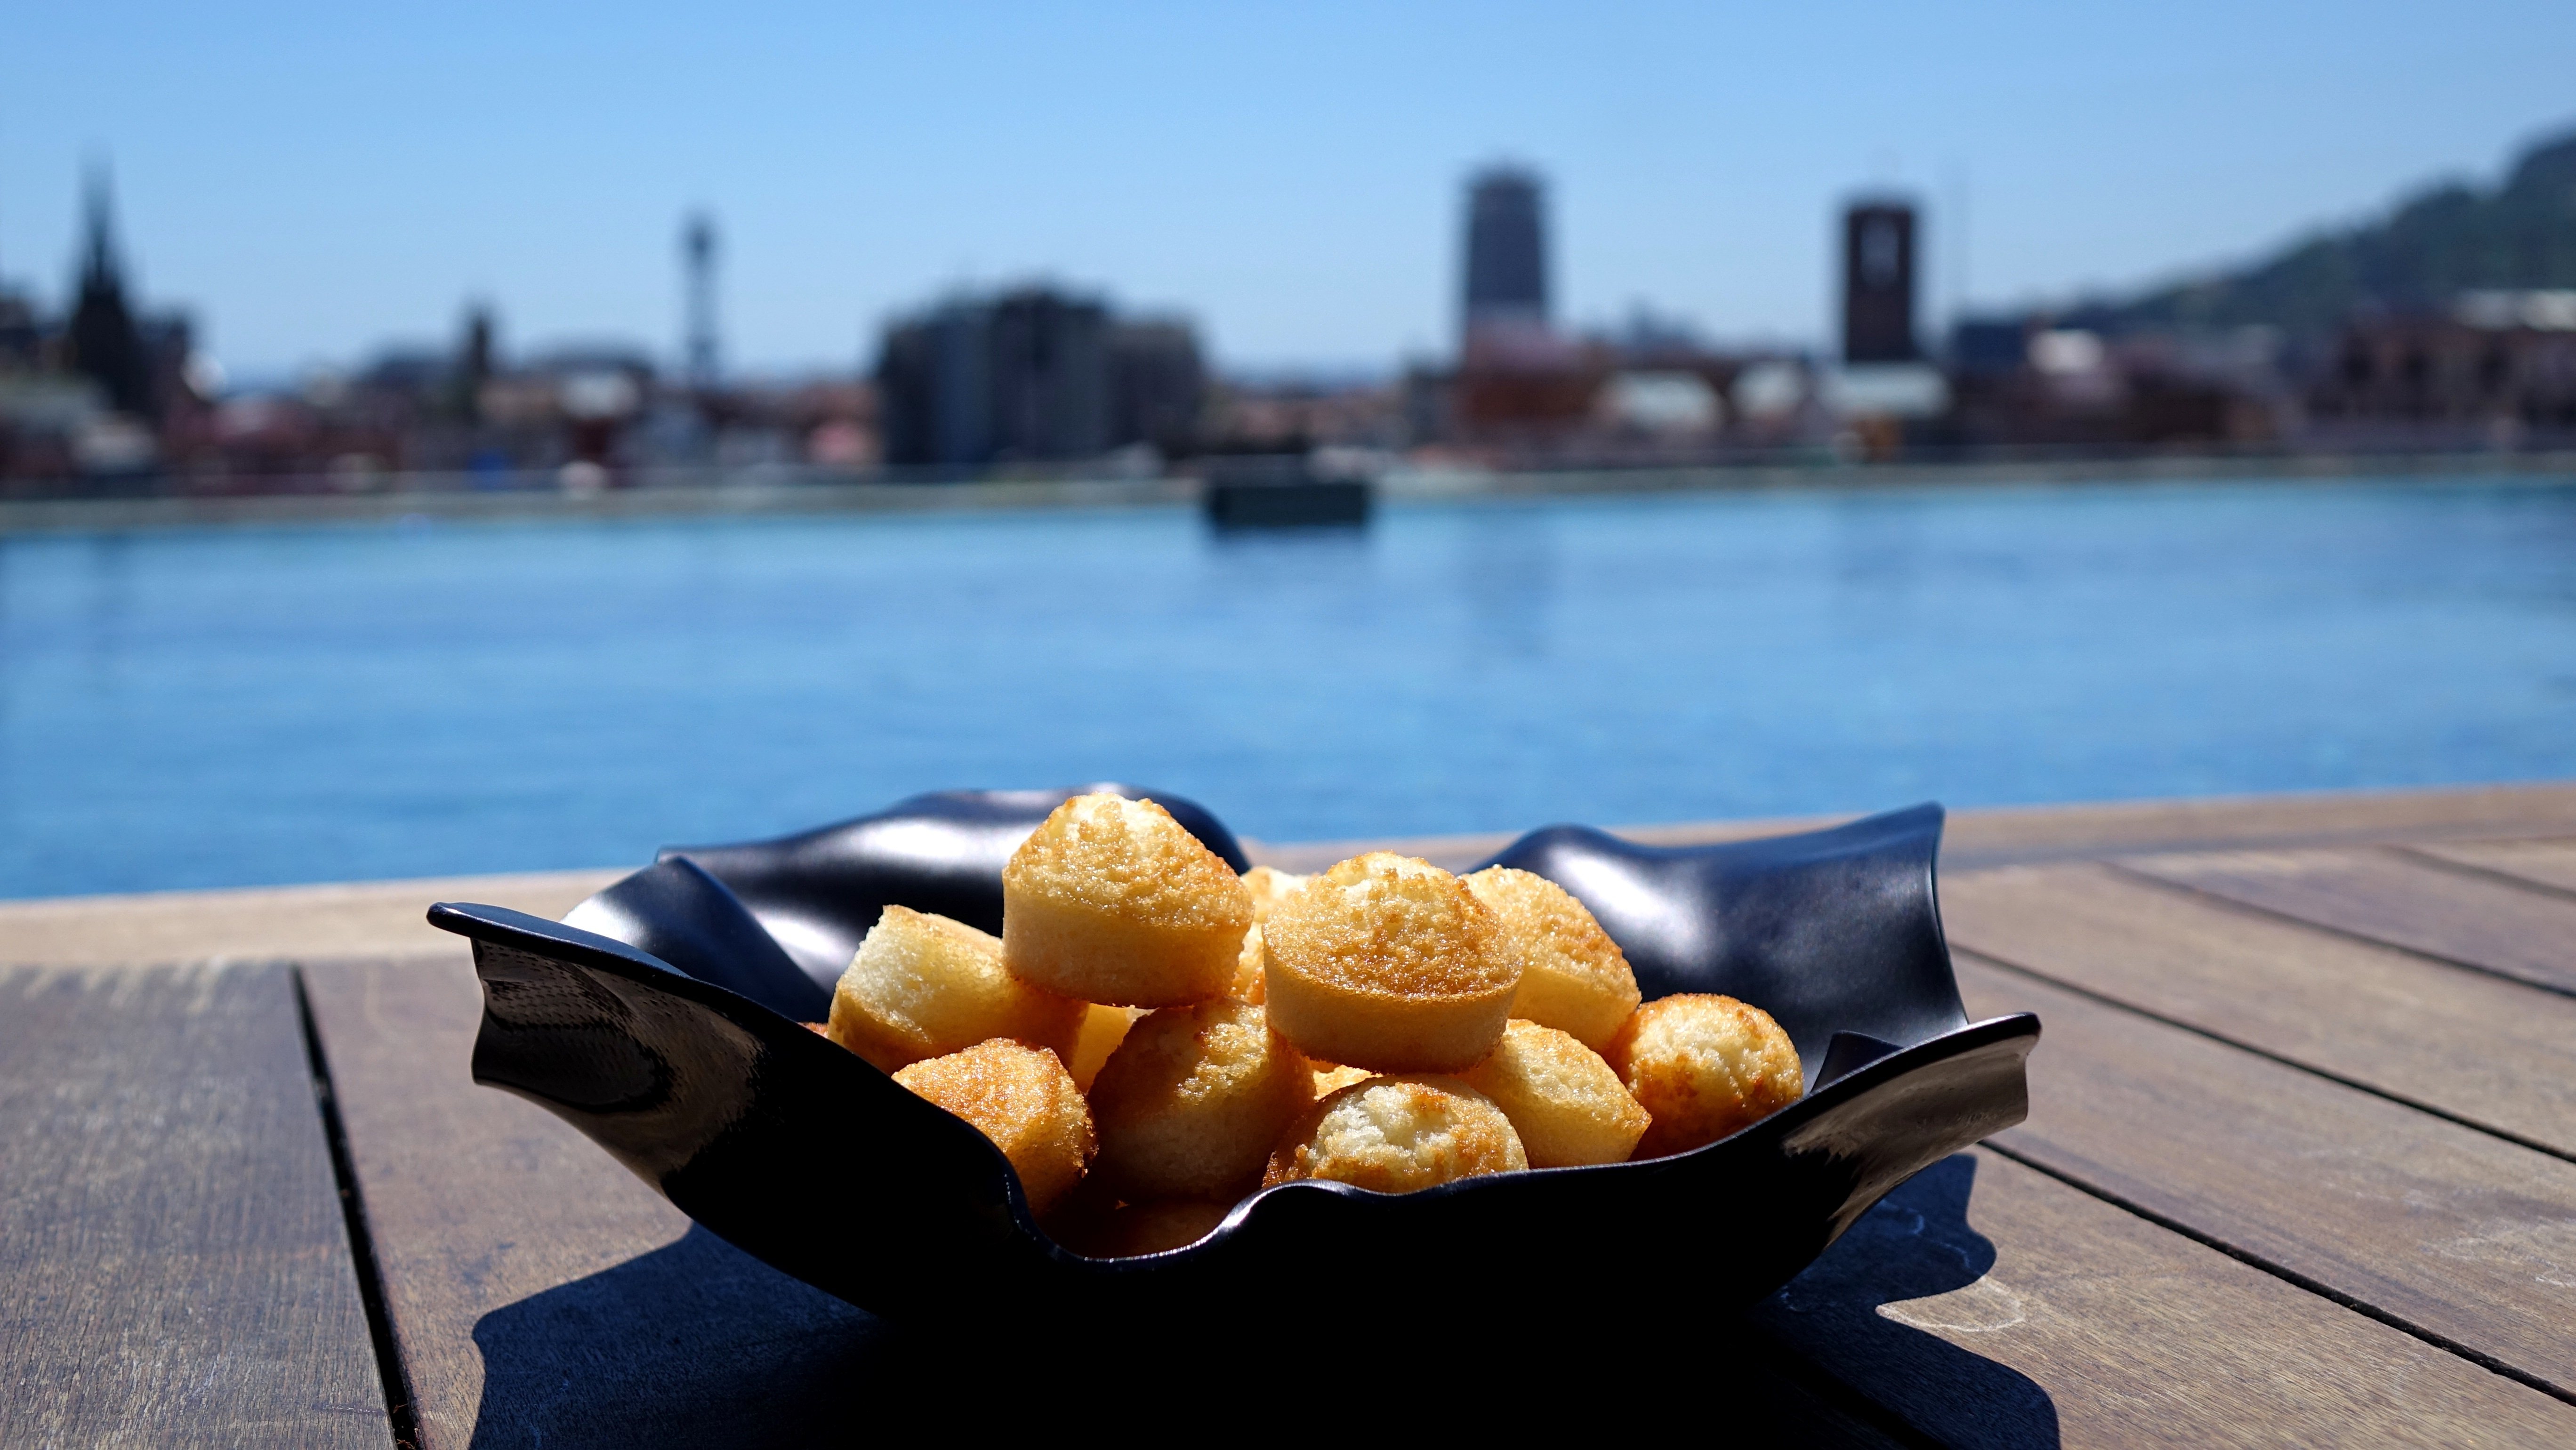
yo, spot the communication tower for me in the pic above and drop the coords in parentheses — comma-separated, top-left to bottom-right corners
(683, 211, 718, 389)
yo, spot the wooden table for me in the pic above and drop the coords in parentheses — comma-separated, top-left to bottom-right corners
(8, 784, 2576, 1447)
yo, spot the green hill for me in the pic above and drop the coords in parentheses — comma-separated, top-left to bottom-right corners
(2071, 126, 2576, 339)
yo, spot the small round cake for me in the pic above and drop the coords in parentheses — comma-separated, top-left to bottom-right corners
(1238, 864, 1310, 924)
(1001, 794, 1254, 1008)
(1463, 867, 1642, 1052)
(827, 905, 1086, 1072)
(1609, 994, 1804, 1158)
(1458, 1019, 1651, 1168)
(1260, 852, 1520, 1072)
(1064, 1002, 1146, 1092)
(1089, 999, 1314, 1200)
(1230, 923, 1268, 1004)
(892, 1038, 1096, 1212)
(1263, 1075, 1526, 1192)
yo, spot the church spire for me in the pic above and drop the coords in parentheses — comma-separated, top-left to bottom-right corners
(80, 160, 121, 290)
(67, 159, 152, 417)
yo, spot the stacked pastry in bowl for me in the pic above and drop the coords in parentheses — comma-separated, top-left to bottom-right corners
(819, 793, 1806, 1256)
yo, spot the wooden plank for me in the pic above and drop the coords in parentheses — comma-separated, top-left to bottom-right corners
(1934, 781, 2576, 867)
(312, 952, 2576, 1445)
(0, 962, 392, 1449)
(1252, 781, 2576, 875)
(1758, 1147, 2576, 1447)
(0, 870, 622, 970)
(9, 785, 2570, 966)
(1956, 957, 2576, 1395)
(2406, 838, 2576, 897)
(303, 956, 1927, 1445)
(299, 956, 894, 1450)
(2119, 846, 2576, 995)
(1940, 862, 2576, 1157)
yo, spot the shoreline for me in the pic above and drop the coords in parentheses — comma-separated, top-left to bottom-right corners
(2, 447, 2573, 535)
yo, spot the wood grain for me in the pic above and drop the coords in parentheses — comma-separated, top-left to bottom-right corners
(301, 956, 1928, 1444)
(300, 956, 893, 1450)
(1956, 957, 2576, 1394)
(0, 963, 391, 1449)
(1253, 781, 2576, 875)
(1932, 781, 2576, 868)
(1759, 1148, 2576, 1447)
(2404, 838, 2576, 897)
(2117, 846, 2576, 995)
(0, 870, 621, 970)
(1940, 862, 2576, 1156)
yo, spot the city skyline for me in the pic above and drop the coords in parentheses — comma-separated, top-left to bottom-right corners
(7, 0, 2575, 379)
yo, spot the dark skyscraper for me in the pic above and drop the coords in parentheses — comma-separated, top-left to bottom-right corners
(66, 166, 153, 417)
(682, 212, 719, 388)
(1842, 200, 1921, 363)
(447, 303, 496, 421)
(877, 287, 1202, 469)
(1463, 167, 1549, 345)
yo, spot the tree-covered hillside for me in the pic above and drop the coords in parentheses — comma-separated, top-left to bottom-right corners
(2072, 127, 2576, 339)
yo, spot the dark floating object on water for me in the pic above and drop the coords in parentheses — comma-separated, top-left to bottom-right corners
(428, 787, 2035, 1331)
(1201, 454, 1372, 529)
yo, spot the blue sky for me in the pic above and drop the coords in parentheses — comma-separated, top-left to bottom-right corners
(7, 1, 2573, 379)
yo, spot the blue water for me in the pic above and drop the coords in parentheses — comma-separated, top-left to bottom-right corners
(3, 477, 2573, 899)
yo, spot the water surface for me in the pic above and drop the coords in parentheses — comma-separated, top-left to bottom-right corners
(4, 476, 2571, 898)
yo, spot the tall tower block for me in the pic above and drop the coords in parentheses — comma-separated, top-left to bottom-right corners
(682, 212, 718, 389)
(1462, 167, 1549, 350)
(1842, 201, 1920, 363)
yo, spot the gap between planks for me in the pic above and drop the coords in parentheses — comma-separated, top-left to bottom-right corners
(295, 968, 426, 1450)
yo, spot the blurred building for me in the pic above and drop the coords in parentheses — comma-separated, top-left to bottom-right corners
(65, 171, 154, 418)
(1463, 167, 1551, 358)
(0, 166, 222, 485)
(2308, 292, 2576, 436)
(0, 285, 40, 370)
(1107, 320, 1208, 454)
(1204, 373, 1406, 453)
(1842, 200, 1919, 364)
(1939, 314, 2284, 450)
(1444, 165, 1605, 441)
(876, 286, 1202, 470)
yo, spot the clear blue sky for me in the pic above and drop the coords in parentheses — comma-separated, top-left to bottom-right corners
(7, 1, 2573, 379)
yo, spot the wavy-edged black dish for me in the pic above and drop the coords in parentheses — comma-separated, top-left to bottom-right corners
(429, 785, 2037, 1330)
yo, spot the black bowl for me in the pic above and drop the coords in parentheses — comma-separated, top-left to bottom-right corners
(428, 786, 2036, 1329)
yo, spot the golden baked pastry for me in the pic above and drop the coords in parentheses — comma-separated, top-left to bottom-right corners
(1065, 1002, 1146, 1092)
(1088, 999, 1313, 1200)
(1609, 994, 1803, 1158)
(1463, 867, 1642, 1051)
(1230, 923, 1268, 1004)
(1458, 1019, 1651, 1168)
(827, 905, 1085, 1072)
(1260, 853, 1520, 1072)
(1002, 794, 1253, 1007)
(892, 1038, 1095, 1212)
(1225, 863, 1312, 1003)
(1262, 1075, 1526, 1192)
(1239, 864, 1309, 924)
(1309, 1062, 1372, 1097)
